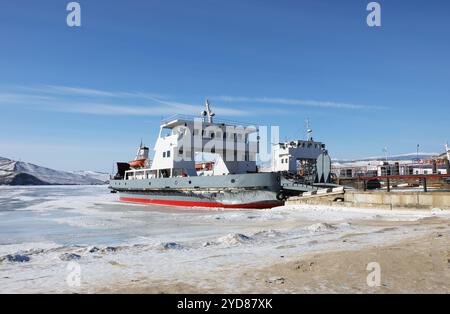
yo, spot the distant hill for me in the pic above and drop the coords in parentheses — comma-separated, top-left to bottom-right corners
(0, 157, 108, 186)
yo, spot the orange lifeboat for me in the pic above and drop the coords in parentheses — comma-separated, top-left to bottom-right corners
(195, 162, 214, 171)
(129, 159, 146, 168)
(129, 142, 149, 168)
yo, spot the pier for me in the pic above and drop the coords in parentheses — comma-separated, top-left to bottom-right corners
(286, 189, 450, 210)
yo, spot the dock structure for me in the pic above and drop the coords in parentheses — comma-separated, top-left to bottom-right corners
(337, 174, 450, 192)
(286, 188, 450, 211)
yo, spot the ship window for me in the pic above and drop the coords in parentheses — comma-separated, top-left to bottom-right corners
(211, 147, 216, 153)
(231, 179, 236, 183)
(163, 152, 166, 158)
(179, 148, 183, 155)
(167, 150, 171, 157)
(281, 159, 284, 164)
(210, 132, 215, 139)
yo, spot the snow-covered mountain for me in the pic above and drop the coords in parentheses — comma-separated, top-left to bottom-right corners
(0, 157, 107, 185)
(72, 170, 110, 183)
(333, 152, 439, 164)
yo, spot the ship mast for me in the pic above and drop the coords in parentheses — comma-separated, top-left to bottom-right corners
(202, 99, 215, 123)
(305, 119, 313, 141)
(135, 140, 143, 160)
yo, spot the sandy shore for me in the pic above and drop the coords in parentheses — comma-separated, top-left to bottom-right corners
(99, 216, 450, 294)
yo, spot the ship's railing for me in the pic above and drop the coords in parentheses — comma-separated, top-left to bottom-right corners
(161, 114, 259, 128)
(124, 168, 154, 180)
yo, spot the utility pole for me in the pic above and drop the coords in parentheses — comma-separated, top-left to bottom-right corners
(383, 146, 388, 162)
(416, 144, 421, 175)
(445, 142, 450, 161)
(416, 144, 420, 163)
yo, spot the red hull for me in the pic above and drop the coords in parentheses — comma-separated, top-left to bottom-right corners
(119, 197, 281, 209)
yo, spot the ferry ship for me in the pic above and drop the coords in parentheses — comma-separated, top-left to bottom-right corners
(109, 100, 332, 209)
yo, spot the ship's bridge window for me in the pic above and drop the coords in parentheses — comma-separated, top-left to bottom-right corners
(166, 150, 171, 158)
(163, 152, 166, 158)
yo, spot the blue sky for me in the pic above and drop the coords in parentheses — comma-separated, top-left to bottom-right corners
(0, 0, 449, 172)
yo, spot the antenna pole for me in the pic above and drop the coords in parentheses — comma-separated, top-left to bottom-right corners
(445, 142, 450, 161)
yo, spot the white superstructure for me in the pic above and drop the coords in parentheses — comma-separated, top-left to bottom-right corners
(271, 140, 325, 173)
(142, 100, 259, 178)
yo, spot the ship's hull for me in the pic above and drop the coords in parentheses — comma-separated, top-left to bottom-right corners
(118, 190, 283, 209)
(110, 172, 284, 209)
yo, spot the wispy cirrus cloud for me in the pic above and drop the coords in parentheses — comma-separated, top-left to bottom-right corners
(0, 85, 380, 119)
(0, 85, 247, 117)
(14, 84, 168, 100)
(211, 96, 385, 110)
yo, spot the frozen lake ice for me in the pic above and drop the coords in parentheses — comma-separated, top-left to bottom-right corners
(0, 185, 448, 293)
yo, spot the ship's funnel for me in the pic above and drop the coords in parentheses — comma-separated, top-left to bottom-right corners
(137, 145, 149, 160)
